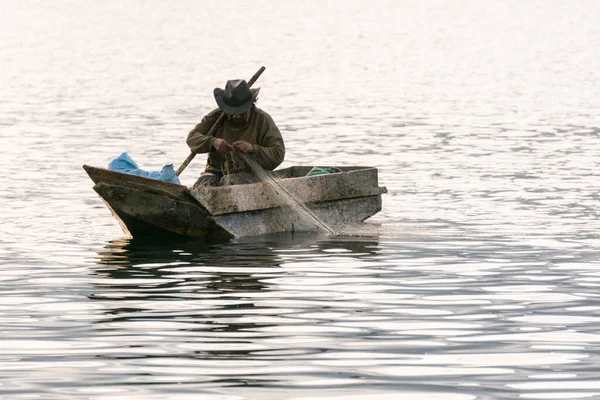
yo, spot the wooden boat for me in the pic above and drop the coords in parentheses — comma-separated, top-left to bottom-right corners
(83, 164, 387, 240)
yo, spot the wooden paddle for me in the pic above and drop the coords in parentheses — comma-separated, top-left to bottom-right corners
(176, 66, 266, 176)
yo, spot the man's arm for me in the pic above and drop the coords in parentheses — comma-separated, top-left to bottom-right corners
(186, 109, 223, 154)
(252, 114, 286, 171)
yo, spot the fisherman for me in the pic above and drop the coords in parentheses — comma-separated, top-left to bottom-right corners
(186, 79, 285, 187)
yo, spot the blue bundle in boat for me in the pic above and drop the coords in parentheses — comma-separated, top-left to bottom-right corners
(108, 152, 181, 184)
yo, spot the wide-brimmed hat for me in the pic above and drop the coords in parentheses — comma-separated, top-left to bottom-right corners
(214, 79, 260, 115)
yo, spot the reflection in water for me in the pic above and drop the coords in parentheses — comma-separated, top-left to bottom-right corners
(7, 230, 600, 398)
(85, 233, 391, 391)
(88, 233, 384, 359)
(92, 236, 283, 338)
(85, 233, 600, 398)
(94, 236, 277, 292)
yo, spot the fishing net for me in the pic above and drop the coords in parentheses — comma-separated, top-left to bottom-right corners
(306, 167, 342, 176)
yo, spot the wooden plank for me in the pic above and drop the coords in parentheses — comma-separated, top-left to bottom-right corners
(92, 182, 231, 239)
(213, 195, 383, 237)
(190, 167, 382, 215)
(83, 165, 192, 202)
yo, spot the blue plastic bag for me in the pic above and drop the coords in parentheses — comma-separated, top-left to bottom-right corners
(108, 152, 181, 184)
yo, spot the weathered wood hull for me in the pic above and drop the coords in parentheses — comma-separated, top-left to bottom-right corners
(83, 164, 386, 239)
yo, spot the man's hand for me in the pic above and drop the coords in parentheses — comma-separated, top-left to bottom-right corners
(233, 141, 254, 153)
(212, 138, 233, 153)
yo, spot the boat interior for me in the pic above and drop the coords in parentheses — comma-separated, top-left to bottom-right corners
(272, 166, 375, 179)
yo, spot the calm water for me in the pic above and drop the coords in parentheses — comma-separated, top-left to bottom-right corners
(2, 0, 600, 399)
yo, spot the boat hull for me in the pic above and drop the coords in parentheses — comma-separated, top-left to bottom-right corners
(83, 164, 386, 239)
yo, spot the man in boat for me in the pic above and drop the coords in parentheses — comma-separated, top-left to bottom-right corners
(186, 79, 285, 187)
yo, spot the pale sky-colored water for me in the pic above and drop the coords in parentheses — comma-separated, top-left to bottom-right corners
(1, 1, 600, 399)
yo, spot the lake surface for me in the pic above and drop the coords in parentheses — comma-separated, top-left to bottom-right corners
(2, 0, 600, 399)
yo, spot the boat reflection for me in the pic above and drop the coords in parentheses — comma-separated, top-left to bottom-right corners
(89, 231, 381, 347)
(92, 235, 285, 297)
(92, 230, 382, 285)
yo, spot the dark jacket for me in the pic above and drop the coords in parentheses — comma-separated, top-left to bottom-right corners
(186, 106, 285, 174)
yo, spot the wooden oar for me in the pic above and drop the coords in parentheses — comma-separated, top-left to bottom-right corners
(176, 66, 266, 176)
(241, 154, 336, 235)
